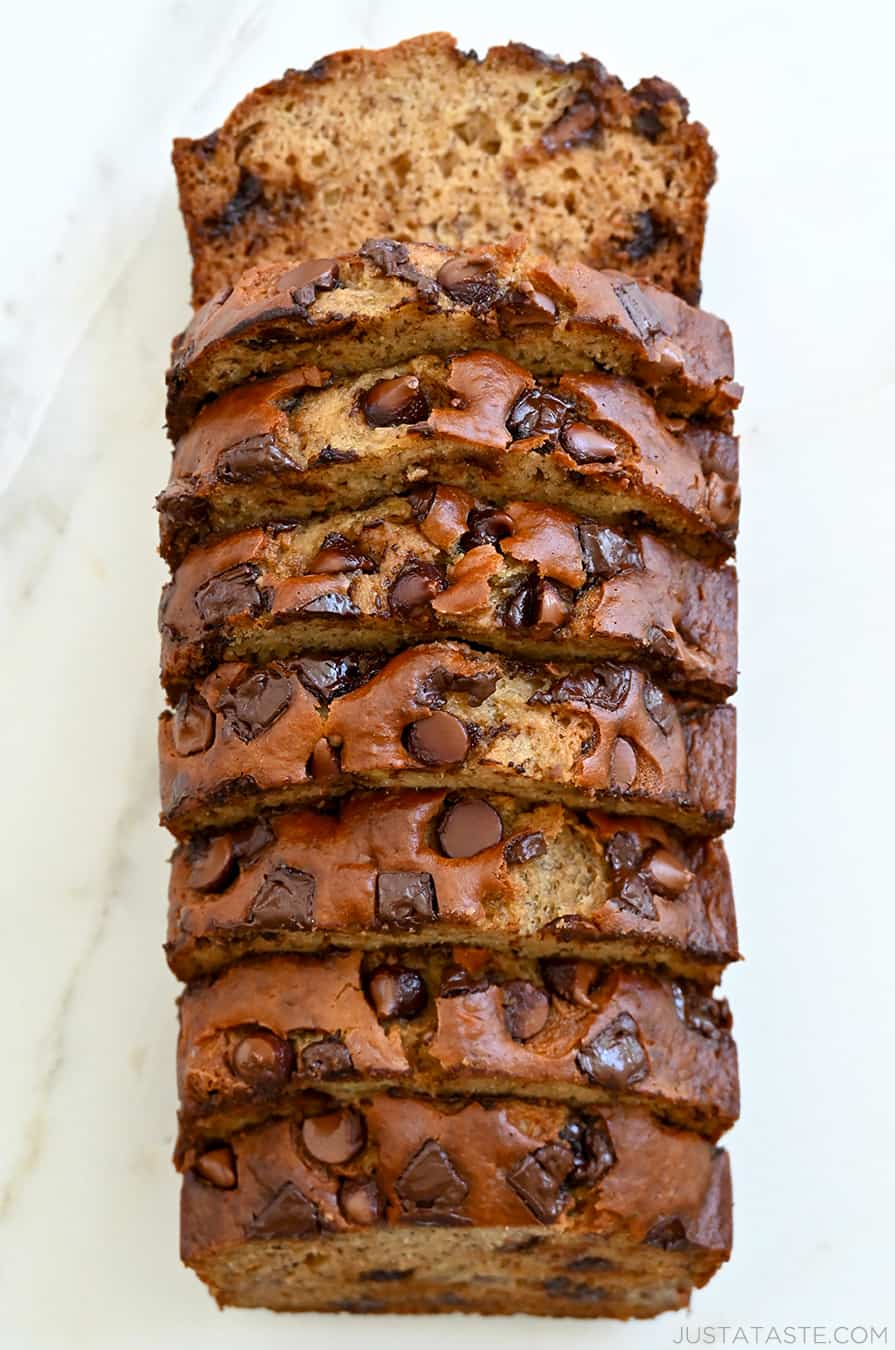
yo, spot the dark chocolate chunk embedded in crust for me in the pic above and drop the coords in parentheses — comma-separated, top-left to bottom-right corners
(247, 1181, 319, 1239)
(217, 668, 293, 740)
(376, 872, 438, 930)
(248, 865, 315, 928)
(576, 1012, 649, 1088)
(361, 373, 431, 427)
(396, 1139, 469, 1213)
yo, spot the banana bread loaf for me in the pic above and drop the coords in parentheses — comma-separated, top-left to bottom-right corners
(159, 354, 740, 568)
(159, 492, 737, 701)
(159, 643, 736, 837)
(167, 792, 737, 983)
(181, 1096, 731, 1315)
(166, 239, 740, 438)
(176, 949, 737, 1163)
(173, 34, 715, 308)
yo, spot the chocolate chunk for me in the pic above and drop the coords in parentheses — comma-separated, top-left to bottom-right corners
(437, 798, 503, 858)
(360, 1269, 414, 1282)
(643, 678, 676, 735)
(407, 484, 437, 520)
(507, 1152, 567, 1224)
(248, 1181, 319, 1239)
(389, 561, 444, 616)
(565, 1255, 614, 1272)
(504, 575, 571, 633)
(218, 668, 293, 741)
(498, 287, 557, 330)
(368, 965, 428, 1019)
(462, 506, 514, 548)
(578, 523, 643, 579)
(560, 421, 618, 463)
(534, 1141, 576, 1182)
(642, 848, 693, 896)
(439, 963, 490, 998)
(542, 92, 600, 151)
(614, 874, 658, 920)
(620, 209, 665, 260)
(542, 1278, 608, 1303)
(172, 693, 214, 756)
(249, 866, 315, 929)
(436, 256, 499, 311)
(605, 831, 645, 874)
(644, 1216, 690, 1250)
(672, 981, 731, 1039)
(194, 1146, 237, 1189)
(293, 655, 360, 702)
(539, 915, 599, 942)
(405, 712, 469, 766)
(194, 562, 263, 626)
(307, 532, 375, 573)
(560, 1114, 617, 1185)
(542, 959, 596, 1007)
(361, 374, 430, 427)
(507, 388, 571, 440)
(279, 257, 340, 310)
(300, 1037, 354, 1078)
(218, 435, 299, 482)
(396, 1139, 468, 1211)
(339, 1177, 384, 1226)
(609, 737, 638, 789)
(359, 238, 440, 304)
(610, 278, 662, 340)
(420, 666, 498, 707)
(187, 835, 236, 893)
(532, 666, 632, 712)
(156, 488, 210, 546)
(231, 1030, 295, 1088)
(301, 1108, 365, 1164)
(631, 77, 687, 139)
(229, 817, 275, 863)
(503, 981, 550, 1041)
(376, 871, 438, 930)
(204, 168, 264, 238)
(313, 445, 358, 465)
(645, 625, 678, 660)
(298, 591, 359, 617)
(504, 831, 547, 865)
(576, 1013, 648, 1088)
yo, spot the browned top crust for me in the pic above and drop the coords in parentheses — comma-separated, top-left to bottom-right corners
(166, 791, 738, 984)
(158, 491, 738, 702)
(159, 354, 740, 568)
(175, 948, 737, 1162)
(158, 643, 736, 838)
(166, 239, 739, 439)
(173, 33, 716, 306)
(180, 1096, 731, 1273)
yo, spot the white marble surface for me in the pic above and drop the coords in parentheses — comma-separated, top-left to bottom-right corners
(2, 1, 894, 1345)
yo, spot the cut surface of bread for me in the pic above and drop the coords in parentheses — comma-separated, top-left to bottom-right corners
(166, 239, 740, 438)
(181, 1096, 731, 1316)
(160, 355, 740, 568)
(175, 949, 737, 1163)
(159, 643, 736, 837)
(173, 34, 716, 307)
(167, 792, 738, 983)
(159, 492, 737, 701)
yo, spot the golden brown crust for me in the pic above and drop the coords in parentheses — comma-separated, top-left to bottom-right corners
(166, 792, 738, 984)
(158, 644, 736, 837)
(158, 492, 737, 701)
(173, 34, 715, 307)
(165, 240, 739, 439)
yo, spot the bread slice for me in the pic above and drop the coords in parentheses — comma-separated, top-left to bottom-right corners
(173, 34, 716, 308)
(180, 1097, 731, 1316)
(158, 643, 735, 837)
(159, 494, 737, 702)
(166, 792, 738, 984)
(159, 354, 740, 569)
(175, 950, 737, 1164)
(166, 239, 740, 439)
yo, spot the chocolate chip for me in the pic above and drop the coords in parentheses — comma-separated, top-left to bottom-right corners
(293, 655, 360, 702)
(217, 435, 299, 482)
(437, 798, 503, 858)
(368, 965, 428, 1019)
(249, 866, 315, 929)
(359, 239, 440, 304)
(614, 874, 658, 920)
(609, 737, 638, 789)
(644, 1216, 690, 1250)
(642, 848, 692, 895)
(531, 666, 632, 712)
(503, 981, 550, 1041)
(439, 963, 490, 998)
(298, 591, 359, 617)
(507, 388, 571, 440)
(542, 92, 600, 151)
(507, 1152, 567, 1224)
(389, 561, 444, 616)
(301, 1108, 365, 1164)
(218, 668, 293, 741)
(436, 256, 499, 311)
(542, 959, 596, 1007)
(300, 1037, 354, 1078)
(578, 524, 643, 579)
(375, 871, 437, 930)
(405, 712, 469, 766)
(248, 1181, 319, 1239)
(194, 563, 263, 626)
(194, 1146, 237, 1189)
(396, 1140, 468, 1211)
(576, 1013, 648, 1088)
(672, 981, 731, 1039)
(605, 832, 645, 874)
(229, 817, 275, 862)
(279, 257, 340, 310)
(339, 1177, 384, 1226)
(504, 575, 571, 633)
(504, 831, 547, 865)
(361, 374, 430, 427)
(307, 532, 375, 573)
(462, 507, 514, 548)
(231, 1030, 294, 1088)
(560, 422, 618, 463)
(172, 693, 214, 756)
(643, 679, 676, 736)
(187, 835, 236, 893)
